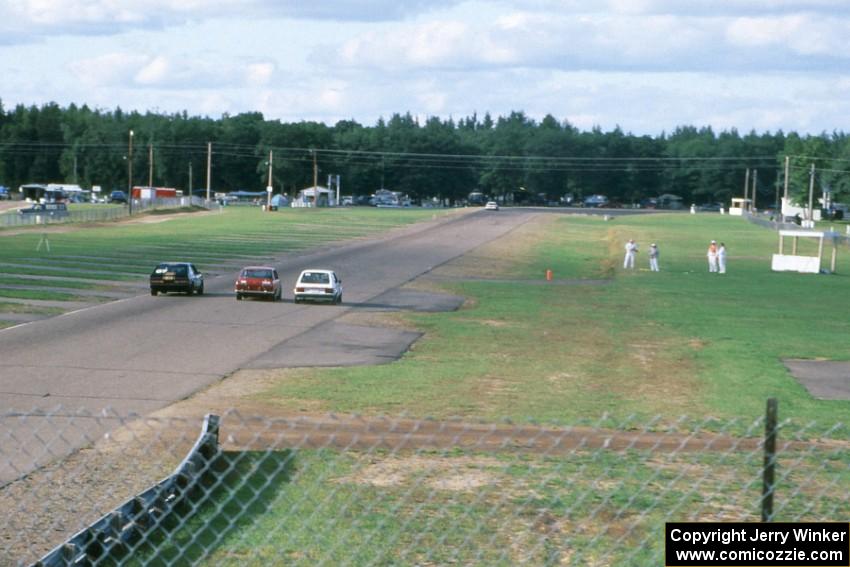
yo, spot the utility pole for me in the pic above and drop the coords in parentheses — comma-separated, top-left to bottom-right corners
(807, 163, 816, 221)
(744, 168, 750, 205)
(148, 143, 154, 188)
(312, 149, 318, 207)
(128, 130, 134, 215)
(774, 176, 780, 218)
(188, 162, 193, 199)
(206, 142, 212, 202)
(266, 150, 273, 210)
(73, 154, 78, 185)
(783, 155, 790, 202)
(752, 169, 758, 211)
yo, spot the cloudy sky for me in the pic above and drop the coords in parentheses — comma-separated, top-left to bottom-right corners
(1, 0, 849, 135)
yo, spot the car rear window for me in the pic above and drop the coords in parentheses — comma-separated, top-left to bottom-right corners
(155, 264, 188, 276)
(300, 272, 330, 284)
(244, 269, 273, 279)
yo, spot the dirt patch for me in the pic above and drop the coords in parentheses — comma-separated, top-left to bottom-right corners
(337, 454, 503, 492)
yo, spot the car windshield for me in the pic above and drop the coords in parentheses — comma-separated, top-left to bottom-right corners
(300, 272, 330, 284)
(244, 269, 273, 279)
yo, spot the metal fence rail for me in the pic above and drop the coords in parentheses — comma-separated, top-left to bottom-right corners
(0, 197, 216, 228)
(746, 212, 850, 247)
(2, 407, 848, 566)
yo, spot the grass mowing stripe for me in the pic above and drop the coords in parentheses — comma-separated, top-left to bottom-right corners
(258, 213, 850, 430)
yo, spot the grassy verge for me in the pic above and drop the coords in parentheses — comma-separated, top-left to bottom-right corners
(258, 213, 850, 428)
(137, 444, 850, 566)
(0, 207, 453, 314)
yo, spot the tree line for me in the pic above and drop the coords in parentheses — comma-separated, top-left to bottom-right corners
(1, 99, 848, 206)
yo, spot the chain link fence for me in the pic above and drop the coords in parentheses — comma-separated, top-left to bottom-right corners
(746, 211, 850, 245)
(2, 407, 848, 566)
(0, 197, 217, 228)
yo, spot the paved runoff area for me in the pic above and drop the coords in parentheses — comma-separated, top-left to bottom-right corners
(783, 359, 850, 400)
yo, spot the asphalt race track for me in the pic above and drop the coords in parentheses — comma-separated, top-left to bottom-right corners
(0, 207, 655, 484)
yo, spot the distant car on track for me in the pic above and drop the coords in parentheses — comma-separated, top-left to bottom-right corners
(109, 190, 128, 204)
(484, 201, 500, 211)
(150, 262, 204, 296)
(293, 269, 342, 304)
(235, 266, 282, 301)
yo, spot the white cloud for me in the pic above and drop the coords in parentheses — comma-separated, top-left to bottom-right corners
(0, 0, 462, 43)
(68, 52, 278, 90)
(67, 52, 149, 87)
(726, 14, 850, 56)
(135, 56, 170, 85)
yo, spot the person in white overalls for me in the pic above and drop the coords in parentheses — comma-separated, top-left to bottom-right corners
(707, 240, 718, 273)
(649, 243, 659, 272)
(623, 239, 638, 269)
(717, 242, 727, 274)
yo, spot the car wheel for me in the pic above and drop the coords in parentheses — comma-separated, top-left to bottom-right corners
(198, 284, 204, 296)
(236, 293, 242, 301)
(150, 289, 158, 296)
(187, 287, 193, 296)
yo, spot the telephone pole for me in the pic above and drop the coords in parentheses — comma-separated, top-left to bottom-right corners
(312, 149, 319, 207)
(266, 150, 274, 210)
(783, 156, 790, 202)
(206, 142, 212, 202)
(807, 163, 816, 221)
(128, 130, 134, 215)
(148, 143, 154, 188)
(751, 169, 758, 211)
(744, 168, 750, 204)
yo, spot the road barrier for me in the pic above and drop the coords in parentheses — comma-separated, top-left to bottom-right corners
(31, 414, 220, 567)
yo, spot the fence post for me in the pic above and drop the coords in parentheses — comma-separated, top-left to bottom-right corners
(762, 397, 778, 522)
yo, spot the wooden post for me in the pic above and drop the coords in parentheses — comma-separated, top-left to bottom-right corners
(830, 239, 837, 273)
(817, 234, 824, 271)
(779, 234, 784, 255)
(792, 236, 798, 255)
(762, 398, 778, 522)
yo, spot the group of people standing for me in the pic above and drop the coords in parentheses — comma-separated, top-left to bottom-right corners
(623, 239, 660, 272)
(707, 240, 727, 274)
(622, 239, 726, 273)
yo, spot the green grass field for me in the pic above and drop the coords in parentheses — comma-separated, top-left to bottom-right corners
(159, 212, 850, 566)
(259, 212, 850, 429)
(16, 209, 848, 566)
(0, 206, 453, 320)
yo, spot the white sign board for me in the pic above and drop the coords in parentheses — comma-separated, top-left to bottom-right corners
(771, 254, 820, 274)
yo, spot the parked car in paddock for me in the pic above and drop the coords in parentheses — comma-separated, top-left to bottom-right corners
(484, 201, 500, 211)
(150, 262, 204, 296)
(235, 266, 282, 301)
(293, 269, 342, 304)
